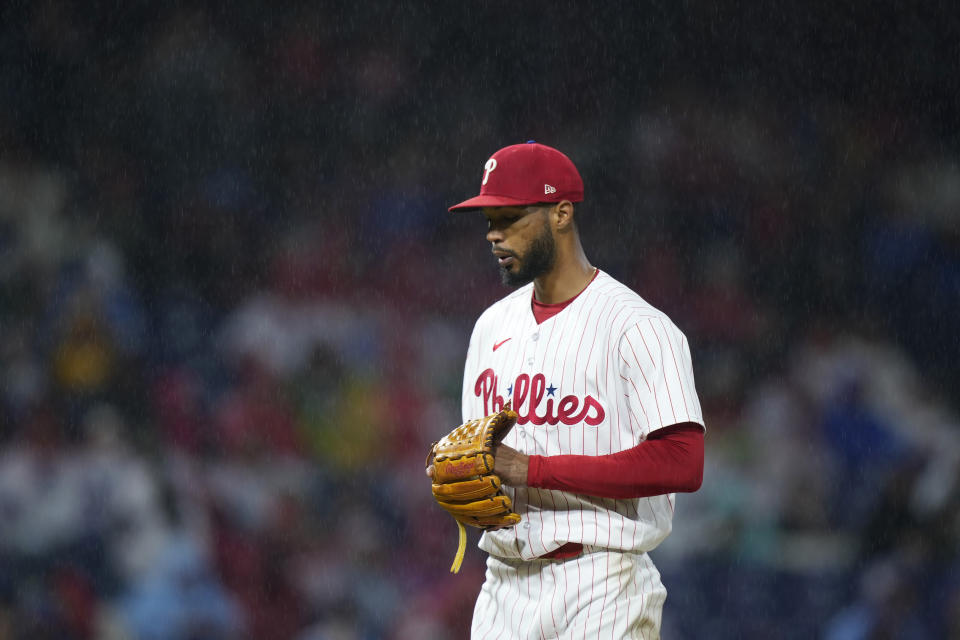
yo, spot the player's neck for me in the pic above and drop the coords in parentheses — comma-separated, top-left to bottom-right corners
(533, 253, 596, 304)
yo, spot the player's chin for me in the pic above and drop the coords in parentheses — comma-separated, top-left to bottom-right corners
(499, 263, 532, 288)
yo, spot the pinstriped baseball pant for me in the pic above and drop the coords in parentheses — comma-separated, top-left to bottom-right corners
(470, 548, 666, 639)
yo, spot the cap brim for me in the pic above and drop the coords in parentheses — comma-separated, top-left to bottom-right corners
(448, 194, 542, 212)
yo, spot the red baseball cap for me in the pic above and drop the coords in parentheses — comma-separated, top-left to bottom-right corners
(449, 141, 584, 211)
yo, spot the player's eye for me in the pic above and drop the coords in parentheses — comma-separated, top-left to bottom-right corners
(486, 214, 521, 231)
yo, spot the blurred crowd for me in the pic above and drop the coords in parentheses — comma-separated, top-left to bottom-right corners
(1, 3, 959, 639)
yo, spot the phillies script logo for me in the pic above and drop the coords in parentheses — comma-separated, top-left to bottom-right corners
(475, 368, 605, 426)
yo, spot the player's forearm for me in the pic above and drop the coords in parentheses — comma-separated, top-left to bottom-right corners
(526, 423, 704, 499)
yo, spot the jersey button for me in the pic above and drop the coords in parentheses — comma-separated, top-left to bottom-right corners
(531, 333, 539, 341)
(527, 357, 534, 366)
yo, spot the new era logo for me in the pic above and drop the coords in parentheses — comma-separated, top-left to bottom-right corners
(544, 184, 557, 195)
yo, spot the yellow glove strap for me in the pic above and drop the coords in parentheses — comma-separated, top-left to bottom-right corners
(450, 519, 467, 573)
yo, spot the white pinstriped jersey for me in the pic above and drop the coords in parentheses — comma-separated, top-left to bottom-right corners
(462, 270, 704, 561)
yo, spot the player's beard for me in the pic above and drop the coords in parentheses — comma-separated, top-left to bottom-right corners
(500, 224, 556, 287)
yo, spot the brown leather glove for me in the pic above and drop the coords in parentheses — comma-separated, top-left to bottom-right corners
(427, 403, 522, 572)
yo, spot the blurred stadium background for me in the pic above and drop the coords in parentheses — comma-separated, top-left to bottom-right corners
(1, 2, 959, 638)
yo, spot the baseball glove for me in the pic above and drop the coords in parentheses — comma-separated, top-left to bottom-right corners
(427, 402, 522, 573)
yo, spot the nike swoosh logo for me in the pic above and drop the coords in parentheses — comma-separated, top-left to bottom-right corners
(493, 338, 512, 352)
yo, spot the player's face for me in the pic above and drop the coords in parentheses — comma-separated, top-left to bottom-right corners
(483, 206, 556, 287)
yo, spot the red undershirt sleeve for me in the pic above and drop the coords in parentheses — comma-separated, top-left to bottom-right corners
(526, 422, 704, 499)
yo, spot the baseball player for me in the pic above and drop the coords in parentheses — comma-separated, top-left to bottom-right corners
(446, 142, 705, 638)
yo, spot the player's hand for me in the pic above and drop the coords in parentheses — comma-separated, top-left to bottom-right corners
(493, 443, 529, 486)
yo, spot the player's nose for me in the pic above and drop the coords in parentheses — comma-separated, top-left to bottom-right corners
(486, 228, 504, 244)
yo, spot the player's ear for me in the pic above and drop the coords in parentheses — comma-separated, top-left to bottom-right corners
(552, 201, 575, 233)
